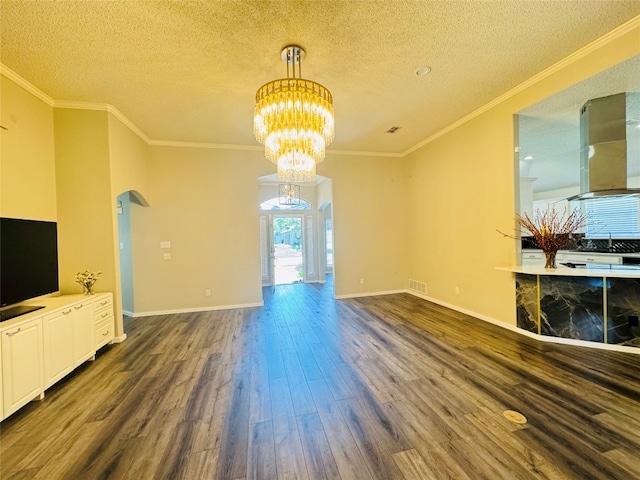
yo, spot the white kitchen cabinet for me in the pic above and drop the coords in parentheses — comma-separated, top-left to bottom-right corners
(72, 300, 95, 365)
(522, 251, 544, 266)
(2, 317, 44, 418)
(43, 307, 75, 388)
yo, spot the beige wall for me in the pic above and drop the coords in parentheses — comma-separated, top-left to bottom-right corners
(405, 25, 640, 326)
(321, 155, 408, 296)
(54, 109, 119, 328)
(0, 76, 56, 220)
(131, 146, 269, 312)
(129, 148, 408, 312)
(108, 113, 150, 201)
(3, 21, 638, 328)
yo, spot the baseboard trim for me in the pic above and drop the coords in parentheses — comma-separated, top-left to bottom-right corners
(405, 290, 640, 355)
(335, 289, 405, 300)
(122, 310, 133, 317)
(128, 302, 264, 318)
(112, 334, 127, 343)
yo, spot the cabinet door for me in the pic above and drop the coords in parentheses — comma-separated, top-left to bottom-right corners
(43, 308, 75, 388)
(2, 318, 44, 417)
(72, 301, 95, 365)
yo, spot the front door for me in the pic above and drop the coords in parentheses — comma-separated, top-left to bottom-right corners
(273, 215, 304, 285)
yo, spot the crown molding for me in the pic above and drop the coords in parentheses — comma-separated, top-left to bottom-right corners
(403, 14, 640, 156)
(53, 101, 151, 143)
(2, 15, 639, 158)
(148, 139, 263, 151)
(0, 64, 54, 106)
(326, 149, 402, 158)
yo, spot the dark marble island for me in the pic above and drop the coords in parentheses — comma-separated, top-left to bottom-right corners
(498, 265, 640, 350)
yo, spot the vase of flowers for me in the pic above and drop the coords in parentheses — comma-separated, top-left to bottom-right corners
(502, 207, 586, 269)
(75, 270, 101, 295)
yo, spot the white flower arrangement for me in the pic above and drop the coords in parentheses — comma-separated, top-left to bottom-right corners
(75, 270, 101, 295)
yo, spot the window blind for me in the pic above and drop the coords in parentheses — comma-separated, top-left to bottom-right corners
(584, 196, 640, 238)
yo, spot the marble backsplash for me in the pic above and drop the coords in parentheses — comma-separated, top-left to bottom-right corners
(521, 236, 640, 253)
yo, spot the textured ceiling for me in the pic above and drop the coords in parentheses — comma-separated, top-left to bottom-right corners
(1, 1, 640, 156)
(518, 55, 640, 194)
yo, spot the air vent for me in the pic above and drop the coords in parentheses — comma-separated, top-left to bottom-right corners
(409, 279, 427, 294)
(386, 126, 401, 134)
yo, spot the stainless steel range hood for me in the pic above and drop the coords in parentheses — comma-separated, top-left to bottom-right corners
(568, 92, 640, 201)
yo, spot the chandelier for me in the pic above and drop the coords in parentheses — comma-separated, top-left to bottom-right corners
(279, 183, 300, 206)
(254, 45, 334, 183)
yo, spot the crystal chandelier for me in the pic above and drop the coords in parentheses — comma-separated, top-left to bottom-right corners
(254, 45, 334, 183)
(279, 183, 300, 206)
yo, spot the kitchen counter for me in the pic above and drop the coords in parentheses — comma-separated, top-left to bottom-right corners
(498, 266, 640, 349)
(497, 264, 640, 278)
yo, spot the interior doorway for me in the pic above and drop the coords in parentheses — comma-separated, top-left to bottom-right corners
(273, 215, 304, 285)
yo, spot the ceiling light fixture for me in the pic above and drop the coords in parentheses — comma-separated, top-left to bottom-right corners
(254, 45, 334, 183)
(279, 183, 300, 206)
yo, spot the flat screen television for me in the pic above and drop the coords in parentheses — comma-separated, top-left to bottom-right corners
(1, 217, 59, 321)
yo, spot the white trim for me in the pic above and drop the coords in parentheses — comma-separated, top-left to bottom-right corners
(1, 15, 638, 157)
(0, 64, 54, 106)
(406, 290, 640, 356)
(128, 302, 264, 317)
(335, 289, 405, 299)
(112, 334, 127, 343)
(326, 149, 402, 158)
(54, 101, 151, 143)
(402, 15, 640, 157)
(149, 139, 263, 151)
(122, 310, 134, 317)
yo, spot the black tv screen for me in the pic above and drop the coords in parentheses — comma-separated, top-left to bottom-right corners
(1, 217, 59, 308)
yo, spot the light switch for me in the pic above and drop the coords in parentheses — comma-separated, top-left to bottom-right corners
(160, 241, 171, 248)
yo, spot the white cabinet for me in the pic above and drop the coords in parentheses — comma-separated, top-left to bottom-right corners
(522, 251, 544, 266)
(0, 293, 114, 421)
(93, 293, 114, 349)
(2, 317, 44, 418)
(72, 301, 94, 365)
(43, 308, 75, 388)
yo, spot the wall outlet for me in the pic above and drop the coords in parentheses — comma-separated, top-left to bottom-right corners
(163, 253, 171, 260)
(360, 278, 365, 284)
(160, 241, 171, 248)
(455, 286, 460, 295)
(205, 289, 211, 297)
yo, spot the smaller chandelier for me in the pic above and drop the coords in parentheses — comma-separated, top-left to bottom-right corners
(279, 183, 300, 206)
(254, 45, 334, 183)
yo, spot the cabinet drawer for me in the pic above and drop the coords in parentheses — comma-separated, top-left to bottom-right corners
(93, 295, 113, 315)
(94, 308, 113, 324)
(95, 317, 114, 349)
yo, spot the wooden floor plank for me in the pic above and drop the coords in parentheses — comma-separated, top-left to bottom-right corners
(1, 280, 639, 480)
(246, 421, 277, 480)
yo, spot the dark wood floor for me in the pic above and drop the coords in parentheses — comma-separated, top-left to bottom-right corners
(2, 280, 640, 479)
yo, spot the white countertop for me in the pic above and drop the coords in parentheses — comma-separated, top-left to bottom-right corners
(522, 249, 640, 258)
(497, 265, 640, 278)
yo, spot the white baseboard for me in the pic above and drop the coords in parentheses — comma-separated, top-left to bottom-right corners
(128, 301, 264, 318)
(406, 289, 640, 355)
(122, 310, 133, 317)
(112, 334, 127, 343)
(335, 289, 405, 299)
